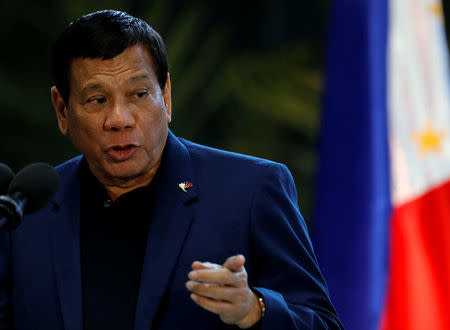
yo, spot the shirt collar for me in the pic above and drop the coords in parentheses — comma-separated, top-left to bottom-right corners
(78, 157, 162, 209)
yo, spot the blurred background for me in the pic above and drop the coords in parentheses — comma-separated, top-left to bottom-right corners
(0, 0, 448, 224)
(0, 0, 329, 223)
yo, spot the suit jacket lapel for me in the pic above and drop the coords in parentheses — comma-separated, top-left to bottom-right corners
(49, 156, 83, 330)
(134, 131, 198, 330)
(47, 132, 196, 330)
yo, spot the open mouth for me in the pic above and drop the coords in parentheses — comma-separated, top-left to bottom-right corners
(107, 144, 138, 161)
(112, 145, 134, 151)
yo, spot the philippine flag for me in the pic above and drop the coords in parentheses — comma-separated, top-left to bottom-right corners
(314, 0, 450, 330)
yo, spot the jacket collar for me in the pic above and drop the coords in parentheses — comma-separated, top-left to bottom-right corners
(50, 130, 198, 330)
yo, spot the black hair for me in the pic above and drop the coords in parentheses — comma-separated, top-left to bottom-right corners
(51, 10, 168, 103)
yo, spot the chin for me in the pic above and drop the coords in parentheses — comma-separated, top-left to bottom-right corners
(109, 169, 143, 181)
(107, 163, 151, 181)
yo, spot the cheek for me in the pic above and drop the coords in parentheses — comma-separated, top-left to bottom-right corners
(66, 114, 103, 150)
(68, 119, 88, 139)
(140, 111, 168, 149)
(138, 105, 166, 131)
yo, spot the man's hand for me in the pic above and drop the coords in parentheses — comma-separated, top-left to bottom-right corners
(185, 255, 262, 329)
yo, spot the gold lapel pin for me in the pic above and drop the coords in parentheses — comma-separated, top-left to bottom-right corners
(178, 181, 193, 193)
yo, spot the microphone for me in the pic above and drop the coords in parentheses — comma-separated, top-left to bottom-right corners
(0, 163, 59, 230)
(0, 163, 14, 194)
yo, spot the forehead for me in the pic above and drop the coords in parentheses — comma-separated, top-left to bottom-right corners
(68, 45, 157, 88)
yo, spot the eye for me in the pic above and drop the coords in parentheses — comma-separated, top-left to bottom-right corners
(88, 97, 107, 104)
(135, 90, 149, 98)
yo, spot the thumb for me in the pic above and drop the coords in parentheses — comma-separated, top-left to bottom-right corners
(223, 254, 245, 272)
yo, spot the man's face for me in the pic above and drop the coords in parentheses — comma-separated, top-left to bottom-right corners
(51, 45, 171, 185)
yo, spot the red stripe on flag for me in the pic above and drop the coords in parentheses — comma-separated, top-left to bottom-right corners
(380, 180, 450, 330)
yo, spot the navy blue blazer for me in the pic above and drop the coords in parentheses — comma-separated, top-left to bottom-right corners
(0, 131, 342, 329)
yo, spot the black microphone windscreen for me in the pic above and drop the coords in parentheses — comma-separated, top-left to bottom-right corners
(0, 163, 14, 195)
(8, 163, 59, 214)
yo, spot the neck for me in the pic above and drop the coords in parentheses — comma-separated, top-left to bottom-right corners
(104, 179, 153, 202)
(93, 161, 161, 202)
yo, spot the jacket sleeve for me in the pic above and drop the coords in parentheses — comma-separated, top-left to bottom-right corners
(0, 230, 13, 329)
(249, 163, 343, 329)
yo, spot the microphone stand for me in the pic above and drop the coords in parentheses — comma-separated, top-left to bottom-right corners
(0, 193, 27, 231)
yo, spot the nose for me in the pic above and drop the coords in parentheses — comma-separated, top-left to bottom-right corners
(103, 101, 136, 131)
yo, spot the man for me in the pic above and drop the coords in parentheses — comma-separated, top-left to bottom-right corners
(0, 10, 343, 330)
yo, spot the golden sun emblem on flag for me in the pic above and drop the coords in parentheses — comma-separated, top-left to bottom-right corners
(413, 123, 445, 156)
(430, 4, 444, 21)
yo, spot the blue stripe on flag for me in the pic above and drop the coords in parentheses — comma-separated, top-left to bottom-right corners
(313, 0, 391, 329)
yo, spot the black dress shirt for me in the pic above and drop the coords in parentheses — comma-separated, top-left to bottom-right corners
(79, 159, 159, 330)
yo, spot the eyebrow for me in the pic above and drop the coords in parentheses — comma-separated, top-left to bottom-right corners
(82, 82, 103, 93)
(80, 74, 152, 93)
(128, 74, 151, 83)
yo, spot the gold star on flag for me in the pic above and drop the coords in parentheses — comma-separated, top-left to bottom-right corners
(430, 4, 444, 20)
(414, 123, 445, 156)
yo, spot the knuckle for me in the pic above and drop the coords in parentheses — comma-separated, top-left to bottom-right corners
(193, 283, 204, 293)
(200, 283, 213, 295)
(196, 284, 206, 294)
(234, 272, 247, 284)
(235, 290, 246, 302)
(221, 268, 232, 279)
(210, 286, 220, 298)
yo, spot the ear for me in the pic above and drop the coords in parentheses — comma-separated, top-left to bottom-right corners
(163, 73, 172, 123)
(51, 86, 69, 136)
